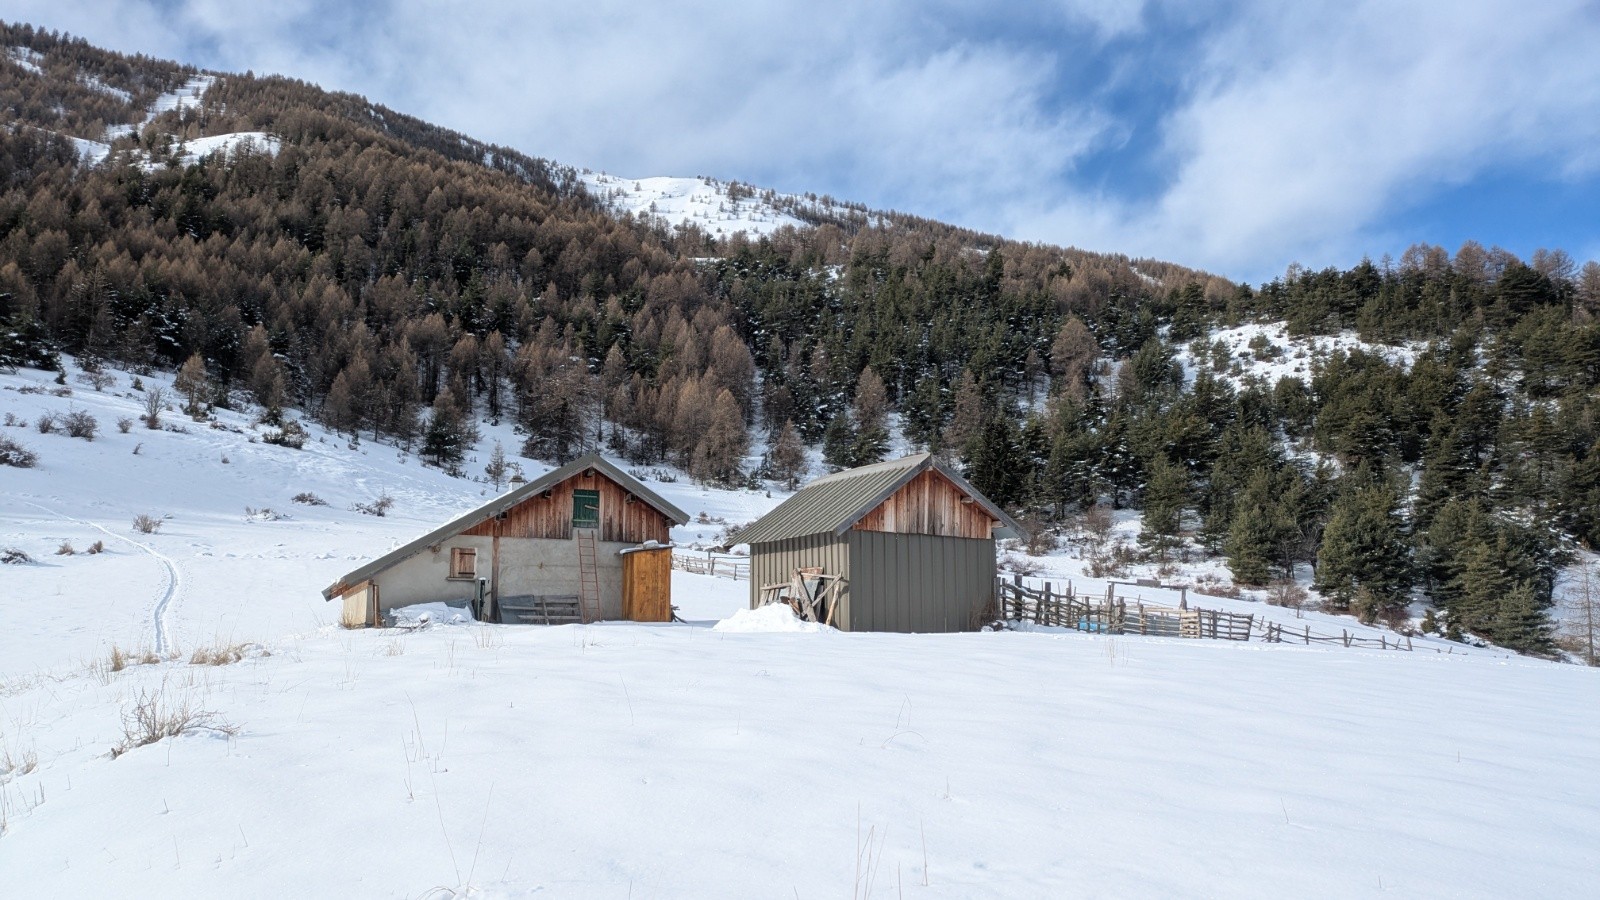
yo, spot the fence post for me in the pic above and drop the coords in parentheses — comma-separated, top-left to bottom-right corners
(1043, 582, 1053, 627)
(1342, 630, 1351, 648)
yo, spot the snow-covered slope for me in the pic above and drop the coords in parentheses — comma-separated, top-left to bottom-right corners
(3, 358, 1598, 897)
(4, 62, 271, 168)
(579, 172, 810, 237)
(0, 359, 775, 675)
(578, 171, 890, 239)
(103, 74, 214, 142)
(1177, 321, 1421, 389)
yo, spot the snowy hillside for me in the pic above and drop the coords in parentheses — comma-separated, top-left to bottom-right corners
(1176, 322, 1421, 389)
(3, 358, 1599, 897)
(579, 171, 884, 238)
(2, 61, 277, 169)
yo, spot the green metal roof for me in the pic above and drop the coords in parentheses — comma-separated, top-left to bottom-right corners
(321, 453, 690, 599)
(733, 452, 1025, 545)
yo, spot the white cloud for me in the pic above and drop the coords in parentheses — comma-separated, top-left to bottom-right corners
(1005, 1, 1600, 278)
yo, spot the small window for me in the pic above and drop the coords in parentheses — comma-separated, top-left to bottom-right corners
(448, 547, 477, 580)
(571, 489, 600, 528)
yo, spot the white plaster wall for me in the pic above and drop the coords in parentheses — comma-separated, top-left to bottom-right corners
(367, 536, 632, 621)
(370, 535, 493, 618)
(496, 537, 629, 620)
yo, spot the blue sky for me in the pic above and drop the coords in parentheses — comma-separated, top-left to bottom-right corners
(9, 0, 1600, 284)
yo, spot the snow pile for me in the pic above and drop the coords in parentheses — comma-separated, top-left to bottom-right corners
(386, 601, 474, 629)
(713, 602, 830, 633)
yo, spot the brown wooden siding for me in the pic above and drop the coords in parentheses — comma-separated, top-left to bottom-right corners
(463, 468, 672, 543)
(622, 547, 674, 622)
(851, 469, 997, 539)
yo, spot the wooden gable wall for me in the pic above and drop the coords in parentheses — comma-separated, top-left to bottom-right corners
(463, 468, 672, 544)
(851, 469, 997, 540)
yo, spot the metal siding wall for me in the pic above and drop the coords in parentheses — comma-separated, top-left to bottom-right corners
(849, 532, 995, 633)
(748, 533, 853, 628)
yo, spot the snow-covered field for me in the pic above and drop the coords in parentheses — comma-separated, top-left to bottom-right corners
(3, 359, 1599, 897)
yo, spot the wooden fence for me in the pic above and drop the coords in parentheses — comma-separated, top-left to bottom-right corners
(672, 552, 750, 581)
(997, 576, 1413, 650)
(1256, 620, 1413, 651)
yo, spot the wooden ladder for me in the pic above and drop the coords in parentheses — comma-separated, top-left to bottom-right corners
(575, 528, 601, 623)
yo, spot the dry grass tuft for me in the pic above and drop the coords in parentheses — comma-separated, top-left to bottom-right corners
(189, 644, 248, 666)
(112, 679, 238, 757)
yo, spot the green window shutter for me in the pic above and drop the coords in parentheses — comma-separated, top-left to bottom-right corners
(572, 489, 600, 528)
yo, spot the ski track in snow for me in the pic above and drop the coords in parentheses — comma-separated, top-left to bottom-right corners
(21, 499, 179, 654)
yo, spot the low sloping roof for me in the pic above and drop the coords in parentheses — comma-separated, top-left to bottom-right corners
(734, 452, 1024, 545)
(321, 453, 689, 599)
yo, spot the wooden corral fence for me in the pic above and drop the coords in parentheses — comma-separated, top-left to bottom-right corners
(997, 575, 1414, 650)
(1256, 620, 1413, 651)
(672, 551, 750, 580)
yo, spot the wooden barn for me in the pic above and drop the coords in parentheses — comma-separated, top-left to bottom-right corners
(322, 454, 689, 627)
(734, 453, 1024, 633)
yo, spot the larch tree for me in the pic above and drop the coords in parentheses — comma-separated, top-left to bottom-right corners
(692, 388, 749, 486)
(768, 418, 807, 488)
(850, 366, 890, 466)
(1050, 315, 1098, 399)
(173, 352, 209, 419)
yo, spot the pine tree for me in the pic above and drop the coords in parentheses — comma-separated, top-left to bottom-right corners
(1314, 481, 1411, 613)
(1445, 538, 1510, 635)
(821, 411, 854, 471)
(421, 385, 477, 473)
(485, 441, 509, 491)
(1493, 581, 1554, 656)
(1224, 468, 1279, 585)
(0, 311, 58, 371)
(962, 415, 1023, 508)
(1138, 456, 1188, 561)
